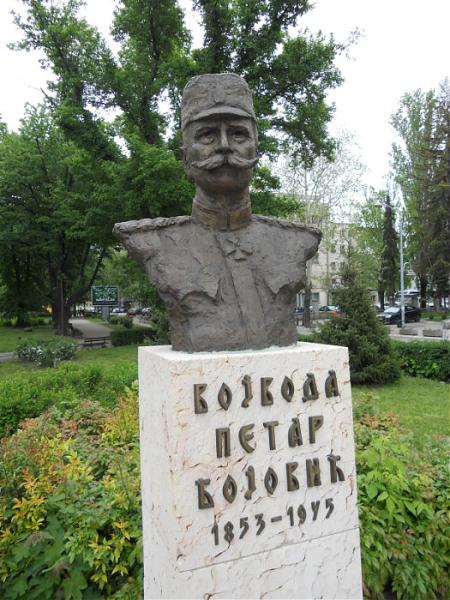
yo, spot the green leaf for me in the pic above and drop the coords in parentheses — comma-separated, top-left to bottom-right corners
(386, 497, 396, 515)
(366, 483, 378, 499)
(62, 568, 88, 600)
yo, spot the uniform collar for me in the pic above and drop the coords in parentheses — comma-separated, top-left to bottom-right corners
(191, 199, 252, 231)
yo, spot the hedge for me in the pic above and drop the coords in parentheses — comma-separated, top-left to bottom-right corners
(392, 340, 450, 381)
(299, 335, 450, 382)
(0, 362, 137, 438)
(110, 326, 154, 347)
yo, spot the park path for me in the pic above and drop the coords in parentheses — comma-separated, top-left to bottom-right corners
(0, 352, 14, 363)
(69, 318, 112, 339)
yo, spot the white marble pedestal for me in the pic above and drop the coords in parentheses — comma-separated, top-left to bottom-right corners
(139, 343, 362, 599)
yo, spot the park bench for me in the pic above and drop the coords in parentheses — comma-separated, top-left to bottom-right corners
(82, 336, 110, 348)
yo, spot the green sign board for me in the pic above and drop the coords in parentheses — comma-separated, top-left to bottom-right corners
(92, 285, 119, 306)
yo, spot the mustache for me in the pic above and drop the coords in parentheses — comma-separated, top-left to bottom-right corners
(190, 154, 259, 171)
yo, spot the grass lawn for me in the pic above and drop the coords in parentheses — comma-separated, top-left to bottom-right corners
(353, 375, 449, 442)
(73, 344, 138, 365)
(1, 335, 448, 442)
(0, 343, 138, 378)
(0, 325, 73, 353)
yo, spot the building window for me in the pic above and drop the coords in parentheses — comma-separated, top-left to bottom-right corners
(330, 261, 336, 270)
(312, 292, 320, 302)
(340, 244, 346, 254)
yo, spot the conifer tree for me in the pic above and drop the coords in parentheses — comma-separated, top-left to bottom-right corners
(318, 259, 400, 385)
(380, 195, 398, 308)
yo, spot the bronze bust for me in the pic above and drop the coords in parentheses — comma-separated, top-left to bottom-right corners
(113, 74, 321, 352)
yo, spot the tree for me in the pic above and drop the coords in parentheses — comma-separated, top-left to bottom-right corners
(12, 0, 349, 161)
(318, 261, 400, 385)
(351, 191, 384, 294)
(0, 106, 121, 333)
(391, 80, 450, 307)
(275, 130, 367, 325)
(7, 0, 352, 332)
(379, 194, 398, 308)
(427, 82, 450, 303)
(96, 250, 157, 308)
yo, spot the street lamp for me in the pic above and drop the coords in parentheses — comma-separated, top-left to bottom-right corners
(399, 209, 405, 328)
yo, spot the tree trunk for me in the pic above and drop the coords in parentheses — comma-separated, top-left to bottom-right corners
(419, 275, 428, 309)
(53, 277, 70, 336)
(303, 284, 312, 328)
(378, 285, 385, 311)
(15, 312, 27, 328)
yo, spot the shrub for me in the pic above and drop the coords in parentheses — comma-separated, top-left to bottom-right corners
(108, 316, 125, 326)
(0, 318, 15, 327)
(110, 327, 153, 347)
(29, 316, 52, 326)
(16, 338, 77, 368)
(422, 311, 449, 321)
(392, 340, 450, 381)
(355, 393, 449, 599)
(0, 362, 137, 438)
(298, 333, 320, 343)
(0, 388, 143, 599)
(123, 316, 133, 329)
(318, 265, 401, 384)
(148, 307, 170, 344)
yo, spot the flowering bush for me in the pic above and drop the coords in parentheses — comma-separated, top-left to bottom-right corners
(0, 386, 143, 599)
(16, 338, 77, 368)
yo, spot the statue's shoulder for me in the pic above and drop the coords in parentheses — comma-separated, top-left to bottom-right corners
(113, 215, 193, 239)
(113, 216, 195, 265)
(252, 215, 321, 241)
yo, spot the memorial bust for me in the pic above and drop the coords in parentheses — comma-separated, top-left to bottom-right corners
(113, 73, 321, 352)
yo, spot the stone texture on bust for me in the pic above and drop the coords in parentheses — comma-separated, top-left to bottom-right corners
(113, 215, 320, 352)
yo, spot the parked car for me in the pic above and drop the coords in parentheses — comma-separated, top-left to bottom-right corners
(377, 305, 421, 324)
(111, 307, 128, 316)
(373, 303, 393, 312)
(127, 308, 142, 316)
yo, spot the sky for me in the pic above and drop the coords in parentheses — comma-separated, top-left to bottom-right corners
(0, 0, 449, 191)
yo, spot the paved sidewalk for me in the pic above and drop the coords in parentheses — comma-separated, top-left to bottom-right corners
(69, 318, 112, 339)
(0, 352, 15, 363)
(297, 319, 446, 342)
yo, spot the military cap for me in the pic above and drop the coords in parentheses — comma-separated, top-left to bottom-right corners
(181, 73, 256, 129)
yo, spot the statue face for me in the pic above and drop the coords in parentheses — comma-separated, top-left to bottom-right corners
(183, 115, 258, 194)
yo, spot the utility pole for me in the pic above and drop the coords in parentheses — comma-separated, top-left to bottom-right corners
(399, 210, 405, 328)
